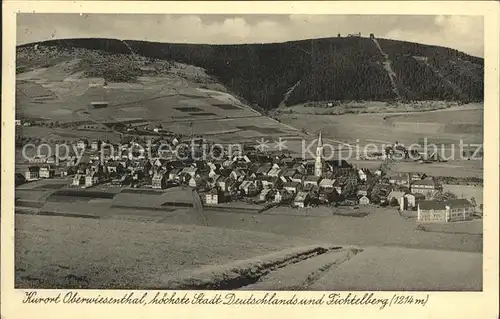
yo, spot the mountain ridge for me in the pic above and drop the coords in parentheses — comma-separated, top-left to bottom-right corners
(17, 36, 484, 109)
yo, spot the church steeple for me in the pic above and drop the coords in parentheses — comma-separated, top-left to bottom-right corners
(315, 131, 324, 177)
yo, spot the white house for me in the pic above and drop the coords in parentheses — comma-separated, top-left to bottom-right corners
(284, 181, 301, 194)
(294, 191, 310, 208)
(24, 166, 40, 181)
(205, 188, 223, 204)
(72, 174, 85, 187)
(319, 178, 335, 189)
(85, 172, 99, 187)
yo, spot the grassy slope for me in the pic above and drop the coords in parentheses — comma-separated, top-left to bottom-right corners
(15, 214, 315, 289)
(17, 36, 484, 110)
(309, 246, 482, 291)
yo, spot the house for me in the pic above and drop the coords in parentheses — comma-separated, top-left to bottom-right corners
(120, 149, 130, 160)
(274, 190, 284, 203)
(152, 170, 168, 189)
(280, 157, 296, 168)
(357, 184, 370, 197)
(333, 177, 348, 195)
(85, 172, 99, 187)
(132, 159, 153, 174)
(410, 172, 427, 181)
(283, 181, 301, 194)
(417, 200, 448, 222)
(230, 169, 246, 181)
(259, 188, 274, 202)
(188, 176, 205, 188)
(341, 197, 359, 206)
(294, 191, 310, 208)
(359, 195, 370, 205)
(389, 175, 410, 186)
(76, 139, 88, 149)
(404, 193, 426, 208)
(205, 188, 224, 204)
(358, 169, 371, 182)
(168, 168, 182, 181)
(24, 166, 40, 181)
(72, 174, 86, 187)
(90, 140, 102, 151)
(446, 199, 474, 222)
(280, 168, 297, 183)
(256, 164, 272, 176)
(239, 180, 259, 196)
(387, 191, 406, 205)
(56, 167, 68, 178)
(302, 183, 315, 192)
(260, 175, 280, 189)
(216, 176, 232, 192)
(303, 162, 315, 175)
(267, 167, 282, 178)
(222, 159, 235, 169)
(180, 166, 198, 177)
(153, 158, 168, 168)
(88, 161, 105, 175)
(290, 173, 303, 184)
(39, 164, 55, 179)
(106, 161, 124, 177)
(46, 155, 58, 165)
(232, 154, 251, 163)
(29, 155, 47, 164)
(324, 188, 341, 204)
(65, 156, 78, 168)
(207, 174, 220, 188)
(292, 163, 307, 175)
(325, 159, 352, 172)
(411, 179, 442, 197)
(208, 168, 220, 179)
(118, 158, 131, 169)
(111, 174, 131, 187)
(319, 178, 335, 189)
(157, 147, 176, 160)
(304, 175, 321, 187)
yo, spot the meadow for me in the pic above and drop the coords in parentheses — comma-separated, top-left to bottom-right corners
(16, 214, 313, 289)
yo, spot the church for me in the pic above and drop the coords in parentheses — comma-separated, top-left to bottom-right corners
(315, 131, 324, 177)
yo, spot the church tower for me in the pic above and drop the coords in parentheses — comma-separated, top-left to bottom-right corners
(315, 131, 324, 177)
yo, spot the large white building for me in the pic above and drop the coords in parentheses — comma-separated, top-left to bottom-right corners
(417, 199, 474, 223)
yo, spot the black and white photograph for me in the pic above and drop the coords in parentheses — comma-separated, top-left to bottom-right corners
(11, 11, 488, 294)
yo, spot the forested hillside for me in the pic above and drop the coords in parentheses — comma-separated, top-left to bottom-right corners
(17, 36, 484, 109)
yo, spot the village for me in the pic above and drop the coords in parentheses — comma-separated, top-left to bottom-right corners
(17, 130, 479, 224)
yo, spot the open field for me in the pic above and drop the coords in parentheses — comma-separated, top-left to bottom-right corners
(418, 220, 483, 235)
(277, 104, 483, 146)
(16, 214, 315, 289)
(389, 160, 483, 178)
(442, 184, 483, 206)
(306, 246, 481, 291)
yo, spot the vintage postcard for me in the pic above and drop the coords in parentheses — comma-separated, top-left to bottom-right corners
(1, 1, 499, 318)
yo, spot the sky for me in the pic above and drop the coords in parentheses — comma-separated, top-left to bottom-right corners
(17, 14, 484, 57)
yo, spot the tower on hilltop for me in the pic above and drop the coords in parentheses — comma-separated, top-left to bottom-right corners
(315, 131, 324, 177)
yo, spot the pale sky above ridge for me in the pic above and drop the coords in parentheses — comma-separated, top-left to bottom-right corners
(17, 14, 484, 57)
